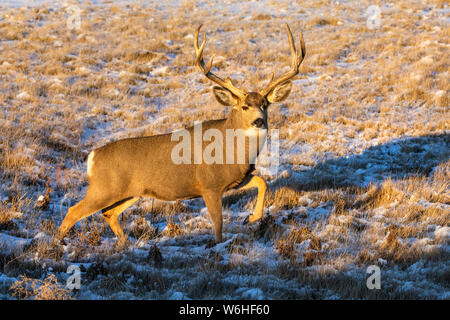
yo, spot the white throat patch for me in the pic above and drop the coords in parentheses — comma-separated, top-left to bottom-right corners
(244, 127, 268, 139)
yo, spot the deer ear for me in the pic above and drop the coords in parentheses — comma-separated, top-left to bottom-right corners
(212, 86, 239, 106)
(266, 81, 292, 103)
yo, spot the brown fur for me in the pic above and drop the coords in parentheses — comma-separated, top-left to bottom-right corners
(58, 25, 304, 245)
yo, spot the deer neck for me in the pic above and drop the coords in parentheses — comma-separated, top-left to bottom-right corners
(224, 108, 239, 129)
(224, 108, 267, 163)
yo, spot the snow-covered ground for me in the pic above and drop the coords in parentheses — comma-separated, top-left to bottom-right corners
(0, 0, 448, 299)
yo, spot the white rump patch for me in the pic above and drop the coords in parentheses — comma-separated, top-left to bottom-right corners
(86, 151, 95, 177)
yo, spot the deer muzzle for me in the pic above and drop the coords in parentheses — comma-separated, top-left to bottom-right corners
(252, 118, 266, 129)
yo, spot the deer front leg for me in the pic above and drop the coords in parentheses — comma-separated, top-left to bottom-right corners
(240, 175, 267, 224)
(202, 190, 223, 243)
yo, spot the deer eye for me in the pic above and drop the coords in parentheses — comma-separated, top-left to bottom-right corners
(242, 106, 249, 111)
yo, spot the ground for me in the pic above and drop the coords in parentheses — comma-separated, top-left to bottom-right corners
(0, 0, 448, 299)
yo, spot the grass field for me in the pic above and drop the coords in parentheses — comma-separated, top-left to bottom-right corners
(0, 0, 448, 299)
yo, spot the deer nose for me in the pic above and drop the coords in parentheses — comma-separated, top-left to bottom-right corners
(252, 118, 265, 128)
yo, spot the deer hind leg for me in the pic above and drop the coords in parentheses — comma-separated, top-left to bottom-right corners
(202, 190, 223, 243)
(239, 175, 267, 224)
(101, 197, 138, 244)
(58, 193, 114, 240)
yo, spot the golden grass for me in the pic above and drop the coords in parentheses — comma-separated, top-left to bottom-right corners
(10, 274, 73, 300)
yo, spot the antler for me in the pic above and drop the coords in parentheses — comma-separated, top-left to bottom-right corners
(194, 25, 246, 99)
(261, 23, 306, 96)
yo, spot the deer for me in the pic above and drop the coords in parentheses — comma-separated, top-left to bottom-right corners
(57, 23, 306, 245)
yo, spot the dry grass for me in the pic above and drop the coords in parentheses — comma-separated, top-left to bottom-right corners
(10, 274, 73, 300)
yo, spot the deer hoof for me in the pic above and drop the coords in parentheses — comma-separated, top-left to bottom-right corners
(115, 238, 131, 250)
(206, 239, 216, 249)
(244, 214, 261, 225)
(58, 237, 67, 246)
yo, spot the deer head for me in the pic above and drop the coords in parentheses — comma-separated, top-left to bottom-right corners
(194, 23, 306, 132)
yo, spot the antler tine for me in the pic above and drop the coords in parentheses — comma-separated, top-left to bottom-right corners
(285, 23, 297, 67)
(194, 25, 212, 74)
(262, 23, 306, 96)
(298, 25, 306, 62)
(194, 25, 246, 99)
(285, 23, 306, 69)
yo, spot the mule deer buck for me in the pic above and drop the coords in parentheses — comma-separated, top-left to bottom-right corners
(58, 23, 305, 245)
